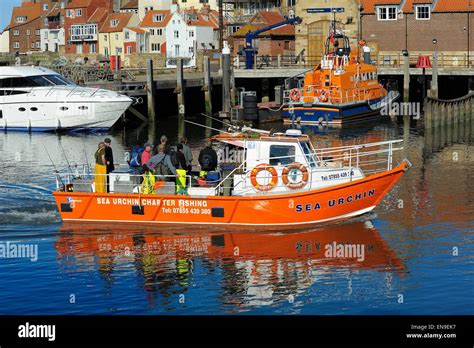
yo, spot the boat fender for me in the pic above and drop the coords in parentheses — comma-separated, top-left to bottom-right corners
(282, 162, 309, 189)
(289, 88, 301, 102)
(250, 164, 278, 192)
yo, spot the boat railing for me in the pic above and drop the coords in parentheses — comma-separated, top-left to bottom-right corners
(55, 140, 403, 196)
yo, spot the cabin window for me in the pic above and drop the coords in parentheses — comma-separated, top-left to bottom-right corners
(269, 145, 295, 166)
(19, 107, 26, 112)
(0, 110, 2, 119)
(301, 142, 316, 168)
(78, 106, 88, 110)
(30, 107, 38, 111)
(60, 106, 68, 111)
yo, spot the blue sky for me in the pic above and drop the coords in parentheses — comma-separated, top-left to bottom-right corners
(1, 0, 21, 31)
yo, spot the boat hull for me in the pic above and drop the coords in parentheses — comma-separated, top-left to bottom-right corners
(53, 161, 409, 229)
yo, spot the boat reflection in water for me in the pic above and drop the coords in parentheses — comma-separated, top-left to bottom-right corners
(56, 218, 404, 311)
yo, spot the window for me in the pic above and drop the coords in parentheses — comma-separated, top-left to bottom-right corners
(111, 19, 119, 27)
(125, 31, 130, 39)
(115, 34, 119, 40)
(151, 43, 160, 51)
(174, 44, 180, 56)
(145, 6, 153, 12)
(287, 0, 295, 6)
(31, 43, 35, 48)
(60, 106, 68, 111)
(127, 46, 132, 54)
(174, 30, 179, 38)
(76, 9, 82, 16)
(188, 30, 194, 38)
(189, 46, 194, 54)
(61, 3, 65, 9)
(415, 5, 430, 20)
(35, 41, 40, 48)
(16, 16, 26, 23)
(27, 30, 30, 35)
(377, 6, 397, 21)
(66, 9, 73, 17)
(90, 43, 96, 53)
(150, 29, 155, 35)
(153, 14, 164, 22)
(13, 42, 19, 49)
(269, 145, 295, 166)
(13, 29, 19, 36)
(43, 3, 48, 11)
(199, 0, 209, 3)
(19, 107, 26, 112)
(30, 107, 38, 111)
(104, 34, 107, 41)
(53, 32, 58, 39)
(157, 28, 163, 35)
(78, 106, 88, 110)
(44, 18, 48, 25)
(36, 29, 40, 36)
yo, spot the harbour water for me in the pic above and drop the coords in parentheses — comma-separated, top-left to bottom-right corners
(0, 115, 472, 315)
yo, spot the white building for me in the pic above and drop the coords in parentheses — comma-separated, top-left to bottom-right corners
(138, 0, 172, 20)
(40, 28, 65, 52)
(165, 10, 218, 68)
(140, 10, 171, 54)
(0, 29, 9, 53)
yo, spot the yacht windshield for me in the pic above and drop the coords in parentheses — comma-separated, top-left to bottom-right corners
(0, 74, 75, 88)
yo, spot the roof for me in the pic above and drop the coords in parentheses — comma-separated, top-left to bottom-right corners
(361, 0, 474, 13)
(9, 2, 42, 28)
(232, 11, 295, 37)
(100, 12, 134, 32)
(140, 10, 171, 28)
(121, 0, 138, 9)
(65, 0, 92, 9)
(88, 7, 108, 23)
(126, 27, 145, 33)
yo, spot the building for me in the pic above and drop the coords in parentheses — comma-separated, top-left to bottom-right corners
(294, 0, 359, 64)
(360, 0, 474, 61)
(98, 12, 140, 57)
(165, 9, 218, 67)
(140, 9, 172, 54)
(123, 27, 147, 54)
(8, 1, 43, 53)
(0, 28, 10, 53)
(231, 11, 296, 57)
(175, 0, 218, 11)
(120, 0, 138, 14)
(40, 1, 67, 53)
(138, 0, 172, 20)
(64, 0, 113, 55)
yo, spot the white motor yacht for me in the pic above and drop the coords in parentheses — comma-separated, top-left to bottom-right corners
(0, 66, 133, 131)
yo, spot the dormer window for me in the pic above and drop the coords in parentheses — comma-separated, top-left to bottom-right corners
(15, 16, 27, 23)
(377, 6, 397, 21)
(415, 5, 430, 20)
(111, 19, 119, 27)
(76, 9, 82, 16)
(153, 14, 164, 22)
(42, 4, 48, 11)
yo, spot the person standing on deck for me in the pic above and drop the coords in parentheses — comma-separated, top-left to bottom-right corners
(94, 142, 107, 193)
(104, 138, 115, 192)
(179, 136, 193, 169)
(141, 143, 153, 166)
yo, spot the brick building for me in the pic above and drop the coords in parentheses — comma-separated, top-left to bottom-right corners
(361, 0, 474, 63)
(64, 0, 113, 54)
(8, 1, 43, 53)
(231, 11, 296, 57)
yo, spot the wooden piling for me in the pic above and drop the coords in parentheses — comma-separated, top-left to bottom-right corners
(203, 55, 213, 115)
(403, 54, 410, 103)
(146, 59, 156, 143)
(175, 58, 185, 138)
(430, 51, 438, 99)
(424, 99, 432, 129)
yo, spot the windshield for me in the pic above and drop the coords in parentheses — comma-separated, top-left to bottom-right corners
(0, 74, 76, 88)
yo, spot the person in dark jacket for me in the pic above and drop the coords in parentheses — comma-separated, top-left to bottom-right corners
(104, 138, 114, 192)
(176, 143, 191, 172)
(198, 140, 218, 172)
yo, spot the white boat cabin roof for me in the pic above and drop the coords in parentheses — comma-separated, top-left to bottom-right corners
(0, 66, 61, 79)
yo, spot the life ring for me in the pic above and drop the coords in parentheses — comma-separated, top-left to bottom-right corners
(318, 90, 329, 102)
(282, 162, 309, 189)
(250, 163, 278, 192)
(289, 88, 301, 102)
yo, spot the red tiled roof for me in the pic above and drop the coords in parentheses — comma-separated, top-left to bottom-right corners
(434, 0, 474, 12)
(140, 10, 171, 27)
(100, 12, 133, 32)
(121, 0, 138, 9)
(88, 7, 108, 23)
(360, 0, 401, 14)
(65, 0, 92, 9)
(9, 2, 42, 28)
(126, 27, 145, 33)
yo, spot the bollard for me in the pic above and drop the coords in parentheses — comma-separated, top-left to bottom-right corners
(403, 54, 410, 103)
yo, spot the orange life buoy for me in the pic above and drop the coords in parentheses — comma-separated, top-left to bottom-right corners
(318, 90, 328, 102)
(289, 88, 301, 102)
(250, 163, 278, 192)
(282, 162, 309, 189)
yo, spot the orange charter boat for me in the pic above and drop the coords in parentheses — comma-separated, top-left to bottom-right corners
(53, 128, 410, 229)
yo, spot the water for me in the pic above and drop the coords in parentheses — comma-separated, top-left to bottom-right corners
(0, 116, 473, 315)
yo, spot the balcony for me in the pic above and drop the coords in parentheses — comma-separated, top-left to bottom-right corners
(70, 24, 97, 42)
(48, 22, 60, 29)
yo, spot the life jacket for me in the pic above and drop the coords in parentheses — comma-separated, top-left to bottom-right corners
(142, 171, 155, 194)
